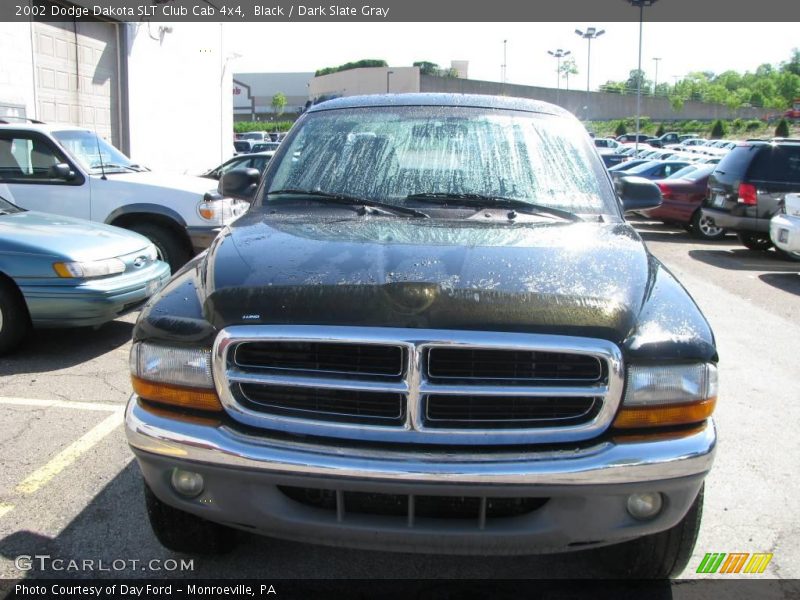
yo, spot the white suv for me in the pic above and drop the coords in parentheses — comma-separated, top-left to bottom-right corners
(0, 122, 250, 271)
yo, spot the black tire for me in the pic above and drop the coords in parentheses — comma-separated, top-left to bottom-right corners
(690, 211, 726, 241)
(143, 482, 237, 554)
(0, 279, 30, 355)
(127, 223, 191, 273)
(737, 232, 773, 251)
(601, 485, 704, 579)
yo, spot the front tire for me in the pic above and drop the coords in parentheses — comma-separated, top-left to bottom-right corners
(0, 279, 30, 355)
(690, 211, 725, 240)
(127, 223, 191, 273)
(737, 232, 773, 251)
(143, 482, 237, 554)
(601, 485, 704, 579)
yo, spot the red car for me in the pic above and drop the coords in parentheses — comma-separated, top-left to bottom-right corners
(641, 164, 725, 240)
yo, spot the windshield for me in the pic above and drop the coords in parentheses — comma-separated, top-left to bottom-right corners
(52, 130, 135, 173)
(264, 106, 615, 215)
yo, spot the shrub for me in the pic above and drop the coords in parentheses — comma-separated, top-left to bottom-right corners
(615, 120, 628, 137)
(745, 120, 763, 132)
(710, 119, 727, 139)
(775, 118, 791, 138)
(731, 118, 745, 132)
(655, 123, 666, 137)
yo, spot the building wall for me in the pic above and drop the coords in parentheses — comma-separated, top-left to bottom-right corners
(125, 22, 232, 174)
(0, 23, 36, 119)
(421, 76, 775, 121)
(233, 72, 314, 118)
(309, 67, 420, 100)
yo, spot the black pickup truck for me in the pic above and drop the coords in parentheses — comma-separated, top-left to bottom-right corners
(125, 94, 718, 578)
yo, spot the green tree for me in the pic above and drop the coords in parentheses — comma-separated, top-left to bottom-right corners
(413, 61, 439, 76)
(559, 57, 578, 90)
(271, 92, 287, 117)
(625, 69, 652, 94)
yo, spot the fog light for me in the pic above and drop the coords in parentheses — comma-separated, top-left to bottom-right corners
(626, 492, 663, 520)
(171, 469, 204, 498)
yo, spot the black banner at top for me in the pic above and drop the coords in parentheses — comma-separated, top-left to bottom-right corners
(1, 0, 799, 22)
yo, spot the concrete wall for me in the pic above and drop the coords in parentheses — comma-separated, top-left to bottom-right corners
(0, 23, 36, 119)
(233, 72, 314, 117)
(310, 67, 420, 100)
(125, 22, 232, 174)
(421, 75, 775, 122)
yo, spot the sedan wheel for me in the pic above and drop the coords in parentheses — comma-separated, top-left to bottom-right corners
(0, 280, 30, 355)
(690, 211, 725, 241)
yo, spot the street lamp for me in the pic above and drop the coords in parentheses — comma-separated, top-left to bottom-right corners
(502, 39, 508, 85)
(386, 70, 394, 93)
(575, 27, 605, 119)
(652, 57, 661, 96)
(624, 0, 659, 152)
(547, 49, 571, 105)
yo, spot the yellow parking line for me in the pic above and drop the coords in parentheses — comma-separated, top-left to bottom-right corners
(0, 397, 121, 412)
(15, 409, 124, 495)
(0, 504, 14, 519)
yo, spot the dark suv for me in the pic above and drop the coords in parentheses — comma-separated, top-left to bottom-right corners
(702, 141, 800, 254)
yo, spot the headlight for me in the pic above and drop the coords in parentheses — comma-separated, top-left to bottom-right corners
(614, 363, 717, 429)
(53, 258, 126, 278)
(197, 197, 250, 225)
(130, 342, 221, 412)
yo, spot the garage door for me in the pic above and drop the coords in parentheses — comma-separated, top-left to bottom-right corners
(33, 19, 120, 146)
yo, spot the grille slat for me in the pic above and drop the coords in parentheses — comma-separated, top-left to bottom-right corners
(425, 395, 599, 428)
(235, 341, 404, 378)
(239, 383, 405, 426)
(428, 348, 603, 382)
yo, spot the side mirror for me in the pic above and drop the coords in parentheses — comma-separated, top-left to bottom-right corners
(51, 163, 76, 181)
(219, 168, 260, 200)
(617, 175, 662, 213)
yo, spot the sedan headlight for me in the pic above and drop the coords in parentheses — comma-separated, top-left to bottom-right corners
(614, 363, 717, 429)
(53, 258, 126, 278)
(197, 197, 250, 225)
(130, 342, 222, 412)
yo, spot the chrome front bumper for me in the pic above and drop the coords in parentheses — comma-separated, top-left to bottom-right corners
(126, 396, 715, 554)
(126, 396, 715, 487)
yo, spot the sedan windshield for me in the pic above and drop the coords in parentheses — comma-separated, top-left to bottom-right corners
(52, 130, 135, 173)
(264, 106, 615, 216)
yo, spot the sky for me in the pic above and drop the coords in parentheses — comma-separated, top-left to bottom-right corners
(227, 22, 798, 90)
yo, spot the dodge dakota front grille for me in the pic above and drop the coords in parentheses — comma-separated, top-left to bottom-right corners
(213, 326, 624, 446)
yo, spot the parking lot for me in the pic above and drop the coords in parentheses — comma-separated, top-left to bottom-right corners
(0, 219, 798, 580)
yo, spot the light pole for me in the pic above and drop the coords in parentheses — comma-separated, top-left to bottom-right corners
(386, 70, 394, 93)
(652, 57, 661, 96)
(624, 0, 659, 152)
(547, 49, 571, 105)
(501, 39, 508, 85)
(574, 27, 605, 119)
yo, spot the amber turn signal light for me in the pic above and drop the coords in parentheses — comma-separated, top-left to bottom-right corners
(613, 397, 716, 429)
(132, 375, 223, 412)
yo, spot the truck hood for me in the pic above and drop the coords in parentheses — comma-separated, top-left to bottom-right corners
(0, 210, 150, 260)
(99, 171, 216, 195)
(137, 211, 716, 359)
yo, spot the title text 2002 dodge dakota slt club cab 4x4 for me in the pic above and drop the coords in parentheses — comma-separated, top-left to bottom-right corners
(125, 95, 718, 578)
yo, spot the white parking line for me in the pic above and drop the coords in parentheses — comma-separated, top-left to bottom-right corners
(0, 396, 121, 412)
(0, 504, 14, 519)
(15, 409, 124, 495)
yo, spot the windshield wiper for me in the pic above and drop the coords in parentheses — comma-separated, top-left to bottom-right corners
(405, 193, 582, 222)
(268, 189, 429, 218)
(92, 163, 140, 173)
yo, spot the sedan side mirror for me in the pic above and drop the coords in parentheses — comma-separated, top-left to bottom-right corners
(617, 175, 662, 213)
(51, 163, 76, 181)
(219, 167, 260, 200)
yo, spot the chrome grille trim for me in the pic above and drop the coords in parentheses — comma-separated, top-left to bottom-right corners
(212, 326, 625, 446)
